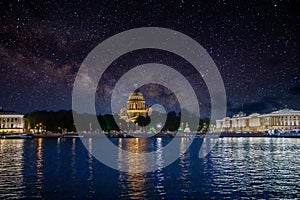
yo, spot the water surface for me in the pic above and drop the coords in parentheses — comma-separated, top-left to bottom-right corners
(0, 137, 299, 199)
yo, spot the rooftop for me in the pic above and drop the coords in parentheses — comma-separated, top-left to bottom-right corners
(0, 107, 23, 115)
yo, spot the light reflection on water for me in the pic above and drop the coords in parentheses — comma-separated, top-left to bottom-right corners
(155, 138, 166, 198)
(179, 138, 192, 197)
(117, 138, 148, 199)
(36, 138, 43, 198)
(0, 137, 299, 199)
(0, 140, 25, 199)
(208, 137, 300, 198)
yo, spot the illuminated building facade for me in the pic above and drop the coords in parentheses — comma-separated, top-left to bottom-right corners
(119, 89, 151, 123)
(215, 109, 300, 133)
(0, 108, 24, 133)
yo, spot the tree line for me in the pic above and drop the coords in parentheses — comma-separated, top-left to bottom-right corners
(25, 110, 210, 133)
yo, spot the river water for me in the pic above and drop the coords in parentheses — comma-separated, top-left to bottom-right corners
(0, 137, 299, 199)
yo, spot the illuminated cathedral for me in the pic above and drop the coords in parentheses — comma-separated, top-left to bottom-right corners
(119, 89, 151, 123)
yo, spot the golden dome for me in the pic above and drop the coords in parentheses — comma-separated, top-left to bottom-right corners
(119, 89, 149, 123)
(128, 89, 145, 101)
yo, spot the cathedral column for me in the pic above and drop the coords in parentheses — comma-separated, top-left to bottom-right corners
(284, 116, 287, 126)
(271, 117, 274, 126)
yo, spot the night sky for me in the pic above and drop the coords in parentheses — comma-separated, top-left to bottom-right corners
(0, 0, 299, 117)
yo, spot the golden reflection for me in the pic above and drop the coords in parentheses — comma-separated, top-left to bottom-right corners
(118, 138, 148, 198)
(87, 138, 93, 174)
(179, 137, 191, 172)
(72, 138, 76, 155)
(155, 138, 165, 196)
(55, 138, 61, 167)
(88, 138, 93, 153)
(156, 138, 164, 169)
(36, 138, 43, 169)
(36, 138, 43, 196)
(87, 138, 94, 191)
(118, 138, 148, 172)
(180, 137, 189, 154)
(55, 138, 61, 180)
(71, 138, 76, 180)
(0, 140, 25, 199)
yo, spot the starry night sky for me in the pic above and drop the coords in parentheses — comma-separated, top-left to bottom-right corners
(0, 0, 299, 117)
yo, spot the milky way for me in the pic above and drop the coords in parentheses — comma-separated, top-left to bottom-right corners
(0, 0, 299, 116)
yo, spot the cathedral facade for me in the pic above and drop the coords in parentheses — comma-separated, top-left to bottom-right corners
(119, 89, 151, 123)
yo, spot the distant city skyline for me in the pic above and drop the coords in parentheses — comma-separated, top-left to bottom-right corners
(0, 1, 299, 116)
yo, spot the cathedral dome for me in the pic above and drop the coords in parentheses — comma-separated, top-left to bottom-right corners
(128, 89, 145, 101)
(119, 89, 150, 123)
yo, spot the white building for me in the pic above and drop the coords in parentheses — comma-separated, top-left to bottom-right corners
(0, 108, 24, 133)
(215, 109, 300, 133)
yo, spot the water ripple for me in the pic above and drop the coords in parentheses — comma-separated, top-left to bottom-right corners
(0, 137, 300, 199)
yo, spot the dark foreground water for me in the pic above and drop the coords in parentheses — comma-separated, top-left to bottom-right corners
(0, 137, 300, 199)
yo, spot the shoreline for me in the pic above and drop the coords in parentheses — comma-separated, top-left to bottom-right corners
(1, 132, 300, 139)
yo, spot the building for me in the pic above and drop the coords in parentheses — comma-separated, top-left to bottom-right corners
(0, 107, 24, 133)
(215, 109, 300, 133)
(119, 89, 151, 123)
